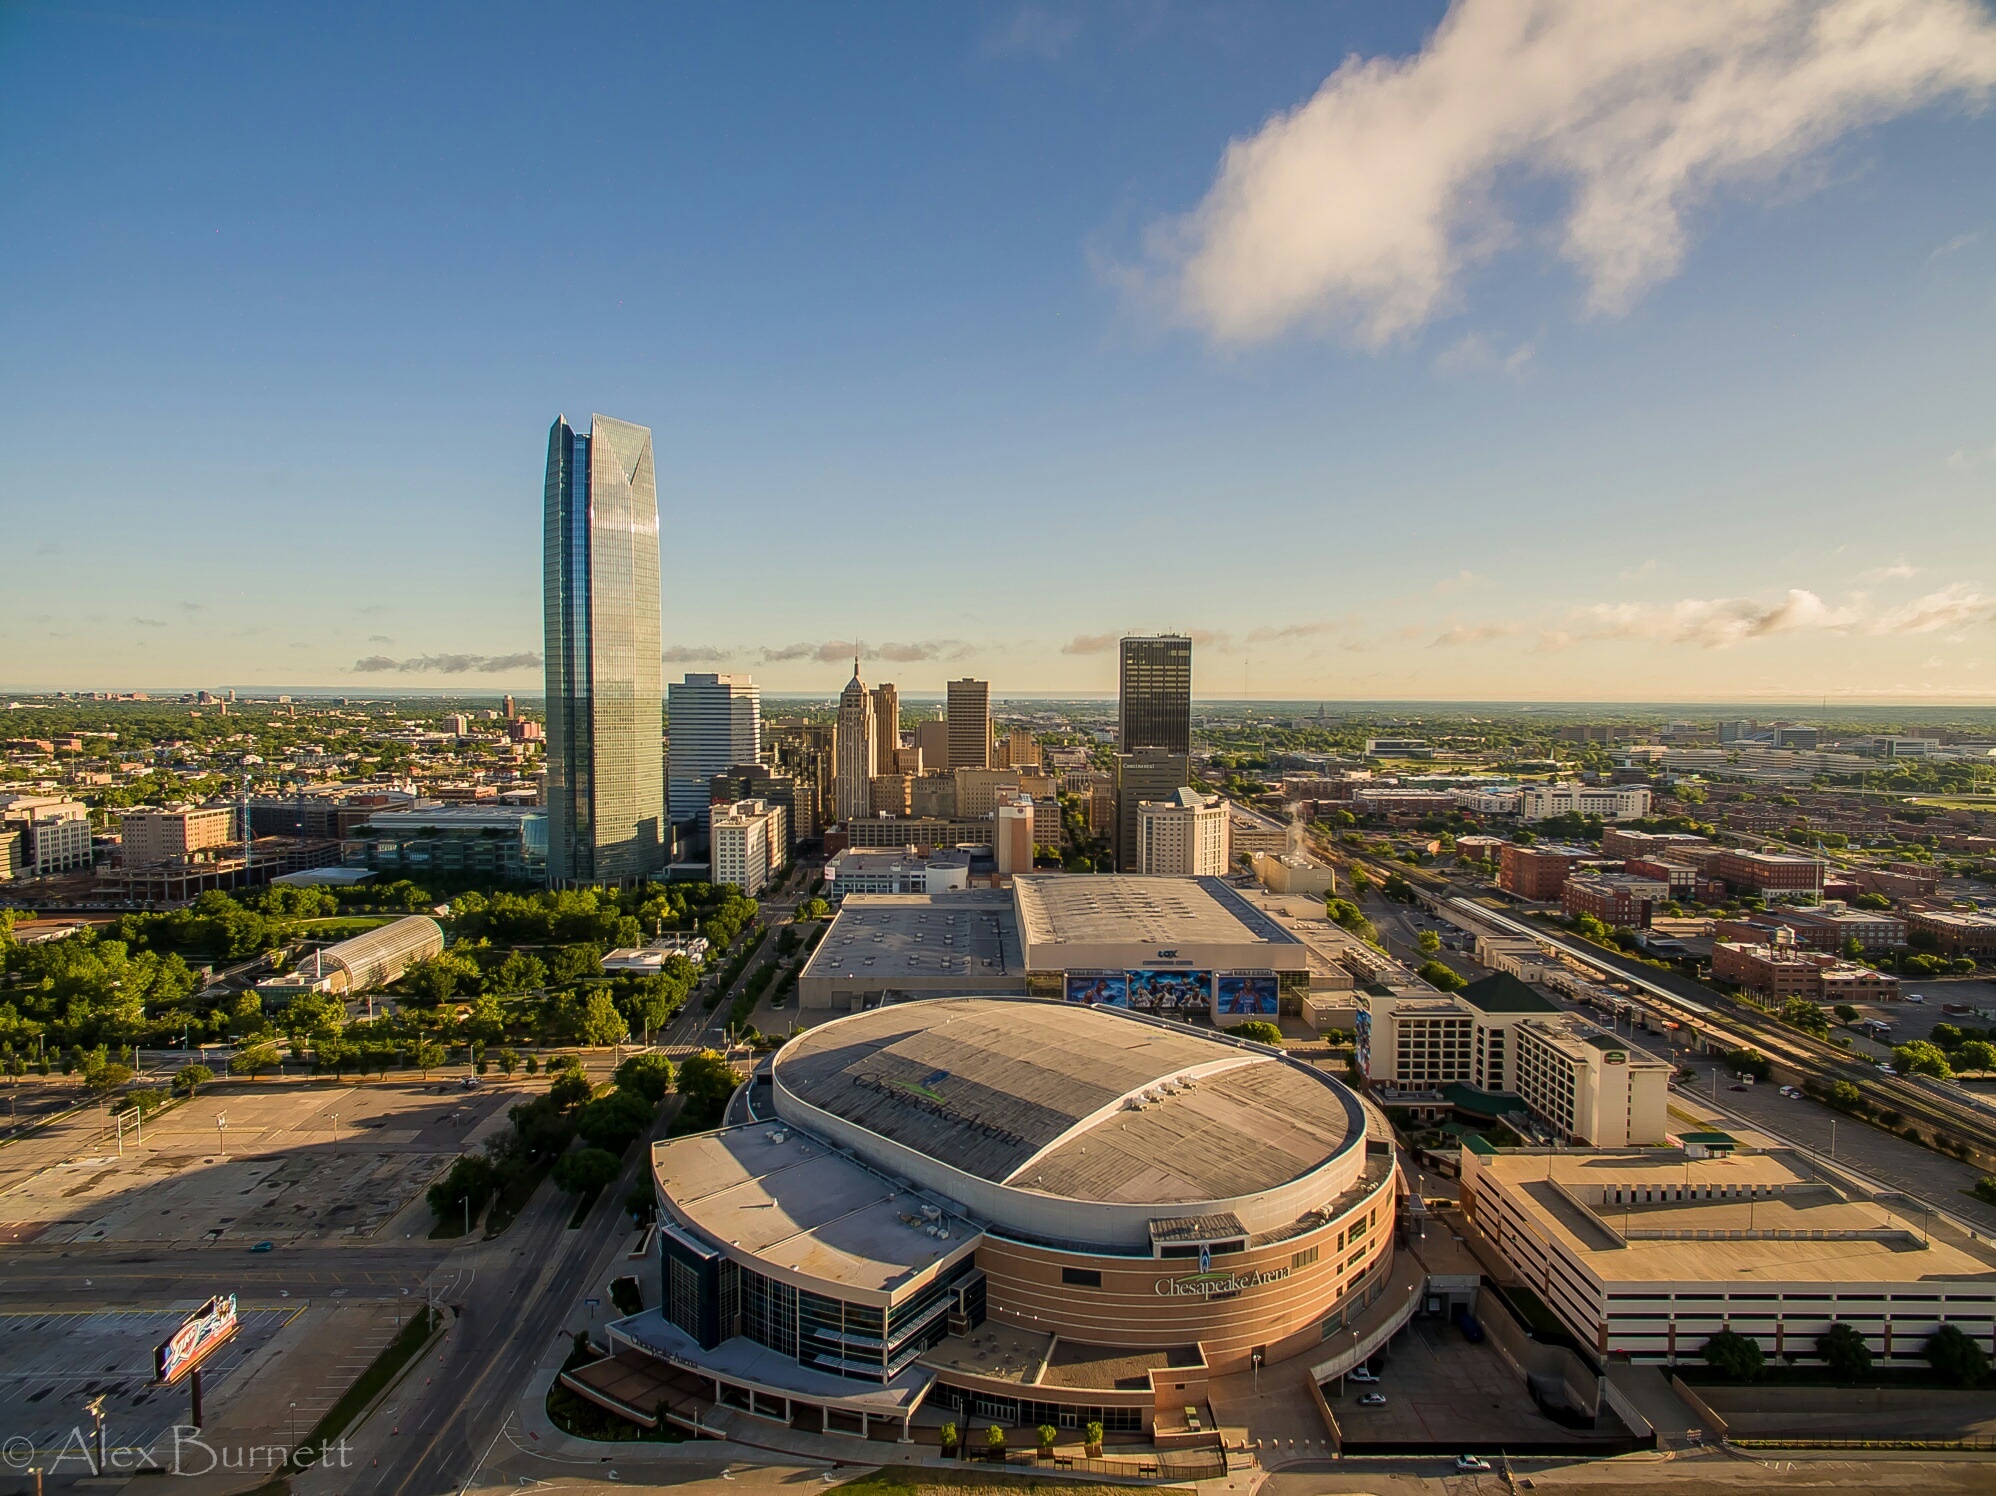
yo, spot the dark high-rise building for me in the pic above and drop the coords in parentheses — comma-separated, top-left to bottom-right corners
(1119, 635, 1191, 755)
(1114, 748, 1191, 873)
(543, 413, 666, 885)
(946, 677, 991, 770)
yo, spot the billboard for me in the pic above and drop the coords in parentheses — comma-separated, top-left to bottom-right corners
(1215, 972, 1279, 1017)
(155, 1294, 238, 1384)
(1128, 969, 1212, 1011)
(1064, 971, 1128, 1007)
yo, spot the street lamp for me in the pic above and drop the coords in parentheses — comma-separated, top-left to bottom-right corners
(330, 1113, 340, 1154)
(215, 1112, 228, 1156)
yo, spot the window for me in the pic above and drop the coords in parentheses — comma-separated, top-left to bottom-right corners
(1292, 1246, 1319, 1270)
(1061, 1267, 1101, 1288)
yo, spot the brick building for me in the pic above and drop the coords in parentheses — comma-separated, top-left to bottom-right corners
(1715, 849, 1826, 896)
(1499, 843, 1593, 901)
(1711, 941, 1900, 1002)
(1561, 873, 1669, 929)
(1907, 909, 1996, 959)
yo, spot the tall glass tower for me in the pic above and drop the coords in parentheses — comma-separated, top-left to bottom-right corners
(543, 413, 665, 885)
(1118, 635, 1192, 754)
(667, 673, 761, 832)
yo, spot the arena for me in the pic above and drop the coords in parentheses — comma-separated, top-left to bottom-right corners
(585, 997, 1408, 1444)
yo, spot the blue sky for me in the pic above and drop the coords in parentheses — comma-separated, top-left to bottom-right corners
(3, 0, 1995, 701)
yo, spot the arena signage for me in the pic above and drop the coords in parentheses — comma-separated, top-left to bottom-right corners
(155, 1294, 239, 1384)
(1154, 1265, 1290, 1298)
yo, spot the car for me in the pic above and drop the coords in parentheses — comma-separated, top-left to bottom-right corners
(1906, 993, 1926, 1004)
(1347, 1367, 1379, 1383)
(1455, 1456, 1494, 1473)
(249, 1241, 274, 1253)
(1357, 1392, 1387, 1406)
(1728, 1084, 1747, 1091)
(458, 1076, 482, 1089)
(1877, 1063, 1898, 1075)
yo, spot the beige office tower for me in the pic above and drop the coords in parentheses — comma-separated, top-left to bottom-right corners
(995, 727, 1039, 770)
(871, 682, 899, 770)
(1136, 788, 1231, 876)
(835, 662, 877, 823)
(869, 773, 912, 816)
(946, 678, 990, 770)
(892, 746, 924, 776)
(1115, 748, 1190, 873)
(995, 793, 1035, 876)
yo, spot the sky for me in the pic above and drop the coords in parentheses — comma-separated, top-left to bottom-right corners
(3, 0, 1995, 703)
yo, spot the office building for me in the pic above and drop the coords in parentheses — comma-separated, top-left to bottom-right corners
(1498, 842, 1591, 901)
(668, 674, 760, 830)
(822, 849, 975, 899)
(1113, 749, 1190, 873)
(834, 663, 877, 823)
(945, 678, 990, 770)
(542, 413, 666, 885)
(1560, 873, 1669, 929)
(711, 798, 786, 897)
(1715, 849, 1827, 896)
(909, 771, 957, 819)
(1460, 1141, 1996, 1366)
(1510, 1015, 1670, 1147)
(913, 718, 949, 772)
(994, 792, 1035, 876)
(708, 764, 805, 857)
(891, 745, 924, 776)
(118, 803, 238, 867)
(1515, 783, 1653, 822)
(870, 683, 899, 770)
(343, 804, 549, 884)
(868, 773, 912, 816)
(1907, 909, 1996, 958)
(0, 795, 94, 877)
(1118, 635, 1191, 755)
(1711, 941, 1900, 1002)
(994, 727, 1040, 769)
(838, 815, 995, 851)
(1136, 787, 1230, 876)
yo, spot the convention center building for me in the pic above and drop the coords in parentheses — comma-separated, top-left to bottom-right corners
(580, 997, 1407, 1442)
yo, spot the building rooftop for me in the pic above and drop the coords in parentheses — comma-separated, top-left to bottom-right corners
(1476, 1148, 1996, 1284)
(1457, 972, 1559, 1015)
(798, 893, 1020, 984)
(651, 1124, 978, 1303)
(773, 997, 1360, 1204)
(1011, 874, 1302, 950)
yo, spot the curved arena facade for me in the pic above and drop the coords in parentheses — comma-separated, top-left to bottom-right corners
(606, 998, 1406, 1441)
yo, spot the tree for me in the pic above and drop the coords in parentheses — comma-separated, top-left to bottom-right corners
(1832, 1004, 1859, 1024)
(1953, 1040, 1996, 1075)
(116, 1087, 169, 1116)
(1816, 1322, 1873, 1381)
(794, 898, 831, 922)
(229, 1041, 281, 1079)
(495, 1047, 520, 1076)
(1778, 998, 1831, 1037)
(174, 1063, 213, 1096)
(677, 1049, 741, 1116)
(1854, 892, 1893, 911)
(578, 991, 629, 1047)
(986, 1425, 1006, 1451)
(1347, 867, 1374, 897)
(613, 1051, 675, 1104)
(83, 1060, 134, 1096)
(1418, 960, 1467, 993)
(1827, 1080, 1864, 1112)
(1701, 1330, 1765, 1382)
(427, 1153, 497, 1226)
(1230, 1020, 1283, 1046)
(552, 1147, 621, 1195)
(1925, 1323, 1991, 1387)
(1891, 1039, 1952, 1080)
(1417, 929, 1441, 955)
(410, 1039, 446, 1077)
(1037, 1424, 1057, 1453)
(1722, 1047, 1771, 1083)
(1084, 1420, 1104, 1455)
(548, 1070, 595, 1110)
(577, 1088, 655, 1154)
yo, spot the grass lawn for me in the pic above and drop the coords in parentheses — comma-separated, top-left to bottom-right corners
(832, 1470, 1195, 1496)
(296, 916, 397, 936)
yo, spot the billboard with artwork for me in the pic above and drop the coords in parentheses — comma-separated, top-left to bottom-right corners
(155, 1294, 239, 1384)
(1127, 969, 1212, 1011)
(1064, 971, 1128, 1007)
(1215, 972, 1279, 1017)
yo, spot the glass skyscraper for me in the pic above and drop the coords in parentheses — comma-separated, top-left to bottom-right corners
(543, 413, 666, 885)
(1118, 635, 1192, 754)
(667, 673, 761, 832)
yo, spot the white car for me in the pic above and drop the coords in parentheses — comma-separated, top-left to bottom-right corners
(1347, 1367, 1379, 1383)
(1455, 1455, 1494, 1473)
(1357, 1392, 1387, 1406)
(1878, 1063, 1898, 1075)
(1906, 993, 1926, 1004)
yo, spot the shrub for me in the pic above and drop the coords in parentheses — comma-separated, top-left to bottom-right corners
(1701, 1330, 1765, 1382)
(1816, 1322, 1873, 1382)
(940, 1421, 958, 1452)
(1084, 1420, 1104, 1452)
(1971, 1177, 1996, 1207)
(427, 1154, 497, 1225)
(609, 1275, 642, 1316)
(1722, 1047, 1772, 1083)
(1230, 1020, 1283, 1046)
(1417, 960, 1467, 993)
(1037, 1424, 1057, 1452)
(1925, 1324, 1991, 1387)
(985, 1424, 1006, 1450)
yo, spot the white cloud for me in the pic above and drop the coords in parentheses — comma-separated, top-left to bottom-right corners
(1927, 229, 1982, 262)
(1858, 558, 1920, 581)
(1431, 622, 1523, 647)
(1869, 583, 1994, 634)
(1140, 0, 1996, 346)
(982, 6, 1080, 62)
(352, 652, 542, 674)
(1435, 333, 1534, 376)
(1566, 589, 1856, 647)
(1432, 569, 1483, 595)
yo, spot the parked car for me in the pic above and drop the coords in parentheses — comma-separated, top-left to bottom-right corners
(1455, 1455, 1494, 1473)
(1906, 993, 1926, 1004)
(1347, 1367, 1379, 1383)
(1357, 1392, 1387, 1406)
(249, 1241, 274, 1253)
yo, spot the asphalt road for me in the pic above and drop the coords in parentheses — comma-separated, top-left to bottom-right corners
(0, 1243, 449, 1308)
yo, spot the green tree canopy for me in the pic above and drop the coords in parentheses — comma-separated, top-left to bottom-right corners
(1816, 1322, 1873, 1382)
(1701, 1330, 1765, 1381)
(552, 1147, 621, 1195)
(613, 1051, 675, 1104)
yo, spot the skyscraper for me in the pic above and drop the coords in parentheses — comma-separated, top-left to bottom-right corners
(668, 673, 761, 831)
(871, 682, 899, 771)
(946, 677, 990, 771)
(835, 660, 876, 824)
(1115, 747, 1191, 873)
(542, 413, 665, 885)
(1119, 635, 1192, 754)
